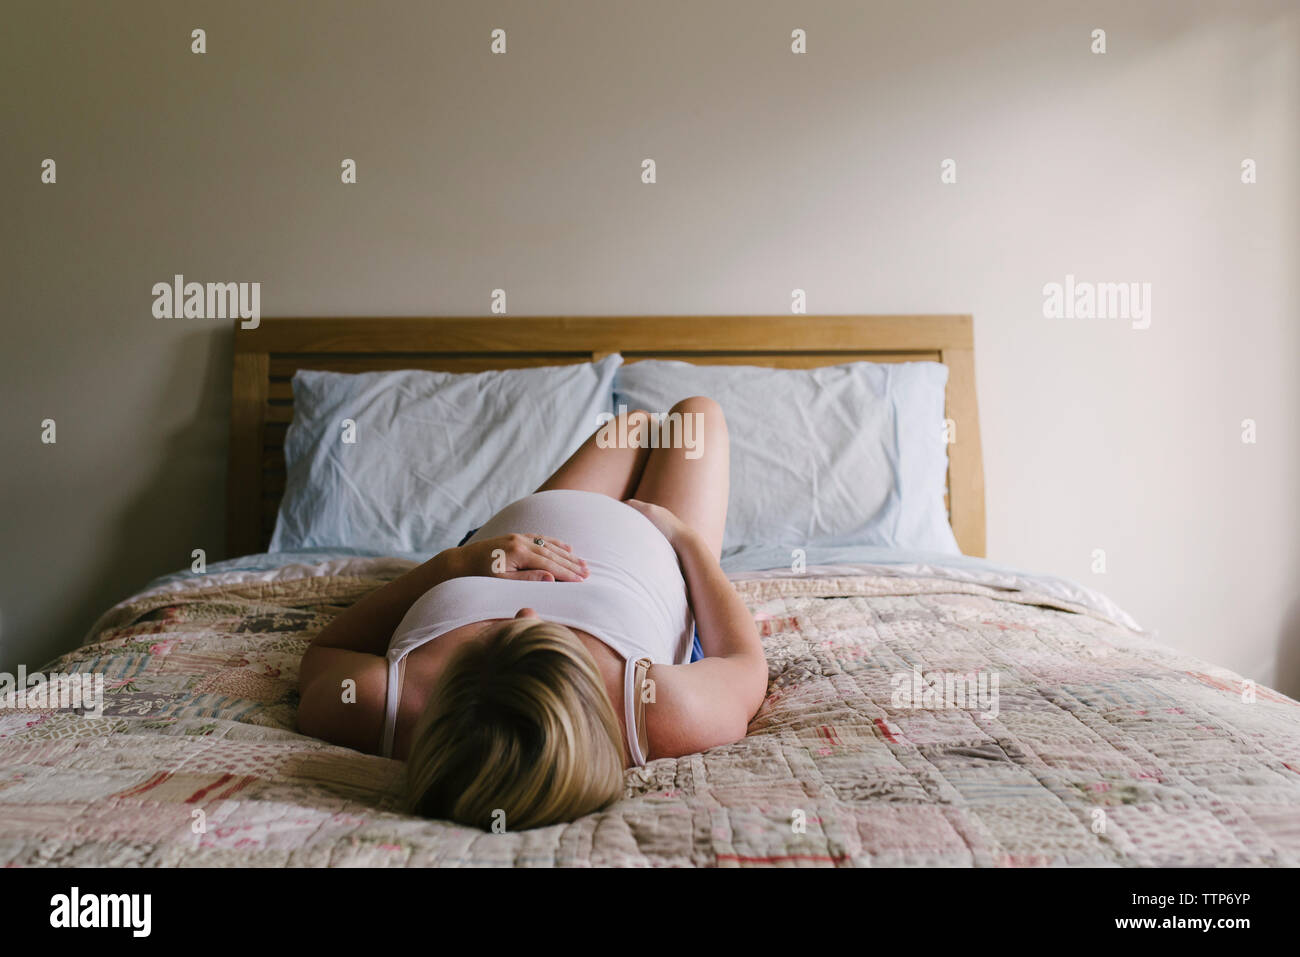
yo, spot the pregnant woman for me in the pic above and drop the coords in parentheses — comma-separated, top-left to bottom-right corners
(296, 396, 768, 831)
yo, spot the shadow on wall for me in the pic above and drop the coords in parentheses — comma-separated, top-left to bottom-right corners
(38, 328, 233, 668)
(1275, 598, 1300, 700)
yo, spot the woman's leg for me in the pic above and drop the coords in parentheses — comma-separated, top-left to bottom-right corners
(630, 396, 729, 559)
(535, 408, 655, 500)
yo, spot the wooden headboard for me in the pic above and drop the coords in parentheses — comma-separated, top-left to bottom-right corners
(227, 316, 985, 557)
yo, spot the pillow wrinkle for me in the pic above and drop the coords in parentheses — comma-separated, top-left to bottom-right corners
(321, 450, 409, 548)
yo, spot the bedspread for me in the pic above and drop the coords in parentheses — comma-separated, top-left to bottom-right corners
(1, 559, 1297, 867)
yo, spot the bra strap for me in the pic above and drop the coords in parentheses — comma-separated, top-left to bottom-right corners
(622, 656, 652, 765)
(634, 658, 651, 761)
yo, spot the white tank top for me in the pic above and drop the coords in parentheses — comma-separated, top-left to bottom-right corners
(382, 489, 695, 764)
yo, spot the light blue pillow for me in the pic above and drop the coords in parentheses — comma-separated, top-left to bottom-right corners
(613, 359, 959, 556)
(270, 355, 623, 554)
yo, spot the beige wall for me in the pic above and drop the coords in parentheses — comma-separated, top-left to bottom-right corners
(3, 1, 1298, 691)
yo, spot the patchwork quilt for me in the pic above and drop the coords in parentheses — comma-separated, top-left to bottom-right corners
(1, 558, 1297, 866)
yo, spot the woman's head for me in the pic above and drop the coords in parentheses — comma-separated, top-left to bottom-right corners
(404, 615, 626, 830)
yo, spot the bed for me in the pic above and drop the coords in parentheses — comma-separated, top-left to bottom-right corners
(3, 316, 1298, 867)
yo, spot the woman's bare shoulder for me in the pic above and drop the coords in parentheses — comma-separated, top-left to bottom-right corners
(297, 645, 390, 754)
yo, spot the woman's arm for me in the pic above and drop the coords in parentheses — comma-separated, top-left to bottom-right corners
(666, 525, 769, 711)
(297, 549, 471, 751)
(309, 548, 463, 657)
(623, 501, 769, 756)
(673, 529, 767, 678)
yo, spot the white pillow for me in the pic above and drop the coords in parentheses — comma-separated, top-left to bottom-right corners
(269, 355, 623, 554)
(613, 359, 959, 555)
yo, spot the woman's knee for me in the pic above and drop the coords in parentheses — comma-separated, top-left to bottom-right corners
(665, 396, 725, 458)
(670, 396, 726, 438)
(670, 395, 724, 422)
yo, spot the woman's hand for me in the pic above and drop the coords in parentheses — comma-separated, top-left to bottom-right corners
(623, 499, 690, 549)
(456, 534, 589, 583)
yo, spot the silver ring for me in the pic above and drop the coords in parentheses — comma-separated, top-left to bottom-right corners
(533, 537, 546, 548)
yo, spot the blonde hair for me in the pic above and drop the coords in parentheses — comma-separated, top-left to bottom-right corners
(404, 618, 626, 830)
